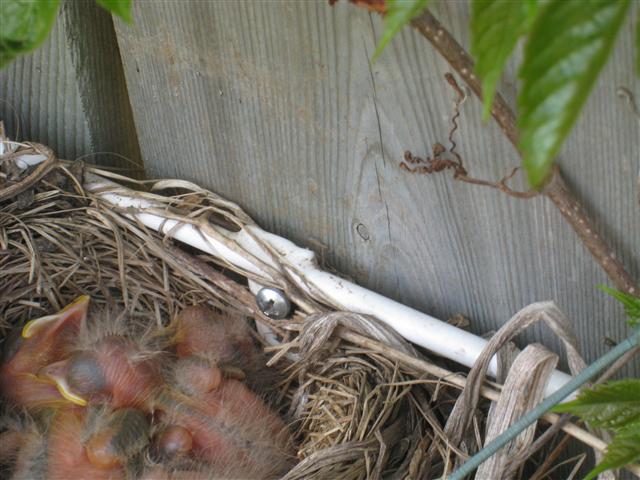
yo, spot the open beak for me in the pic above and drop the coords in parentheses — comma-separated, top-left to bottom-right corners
(21, 295, 90, 340)
(38, 360, 88, 407)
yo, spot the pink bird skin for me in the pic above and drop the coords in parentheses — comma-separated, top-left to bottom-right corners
(171, 306, 278, 393)
(1, 408, 126, 480)
(153, 358, 294, 479)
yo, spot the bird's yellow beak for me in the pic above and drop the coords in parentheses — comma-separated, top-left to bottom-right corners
(22, 295, 90, 339)
(38, 360, 88, 407)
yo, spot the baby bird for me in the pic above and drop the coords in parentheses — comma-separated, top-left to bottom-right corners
(152, 355, 295, 479)
(83, 407, 150, 472)
(0, 414, 49, 479)
(39, 334, 162, 409)
(140, 460, 244, 480)
(5, 299, 295, 478)
(153, 424, 193, 461)
(36, 304, 166, 410)
(172, 306, 277, 393)
(46, 408, 127, 480)
(1, 408, 128, 480)
(140, 461, 267, 480)
(0, 296, 90, 409)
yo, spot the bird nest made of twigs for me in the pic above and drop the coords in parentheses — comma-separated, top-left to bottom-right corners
(0, 138, 606, 480)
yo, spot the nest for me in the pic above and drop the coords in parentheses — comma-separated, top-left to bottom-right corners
(0, 138, 607, 479)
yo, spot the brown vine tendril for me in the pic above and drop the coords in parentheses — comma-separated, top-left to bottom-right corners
(400, 73, 538, 199)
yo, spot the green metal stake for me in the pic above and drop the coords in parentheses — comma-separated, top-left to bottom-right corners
(444, 327, 640, 480)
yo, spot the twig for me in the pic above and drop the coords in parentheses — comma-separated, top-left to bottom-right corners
(543, 168, 638, 295)
(405, 9, 638, 295)
(595, 344, 640, 383)
(529, 433, 574, 480)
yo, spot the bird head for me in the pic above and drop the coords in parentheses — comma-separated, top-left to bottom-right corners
(0, 295, 90, 408)
(38, 335, 162, 409)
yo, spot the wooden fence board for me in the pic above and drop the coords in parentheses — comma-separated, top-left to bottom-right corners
(113, 1, 639, 377)
(0, 2, 141, 171)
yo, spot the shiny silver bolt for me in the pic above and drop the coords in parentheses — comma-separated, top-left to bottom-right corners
(255, 287, 291, 319)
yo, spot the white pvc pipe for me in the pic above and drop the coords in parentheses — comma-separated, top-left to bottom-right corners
(244, 228, 500, 370)
(80, 173, 574, 399)
(83, 182, 271, 279)
(15, 154, 48, 169)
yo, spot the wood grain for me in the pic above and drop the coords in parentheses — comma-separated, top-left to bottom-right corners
(114, 1, 638, 381)
(0, 1, 142, 172)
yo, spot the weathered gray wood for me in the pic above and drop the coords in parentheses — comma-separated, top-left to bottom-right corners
(114, 1, 638, 378)
(0, 1, 142, 172)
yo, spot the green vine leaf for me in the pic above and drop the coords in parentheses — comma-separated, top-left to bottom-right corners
(0, 0, 61, 69)
(372, 0, 430, 62)
(517, 0, 631, 188)
(96, 0, 133, 24)
(600, 285, 640, 327)
(554, 380, 640, 479)
(553, 380, 640, 430)
(470, 0, 537, 120)
(584, 421, 640, 480)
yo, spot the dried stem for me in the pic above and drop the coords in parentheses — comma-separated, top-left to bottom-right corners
(401, 73, 538, 199)
(506, 345, 640, 477)
(337, 328, 606, 457)
(409, 9, 637, 295)
(543, 169, 637, 295)
(336, 327, 640, 480)
(595, 344, 640, 383)
(0, 142, 58, 201)
(528, 433, 574, 480)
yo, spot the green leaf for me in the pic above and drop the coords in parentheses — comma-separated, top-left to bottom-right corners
(95, 0, 133, 23)
(555, 380, 640, 479)
(600, 285, 640, 327)
(470, 0, 537, 120)
(584, 421, 640, 480)
(0, 0, 61, 69)
(372, 0, 430, 62)
(517, 0, 631, 188)
(553, 380, 640, 430)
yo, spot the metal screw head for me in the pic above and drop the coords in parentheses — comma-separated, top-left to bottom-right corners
(255, 287, 291, 319)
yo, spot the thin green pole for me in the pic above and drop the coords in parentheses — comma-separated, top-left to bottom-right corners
(444, 327, 640, 480)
